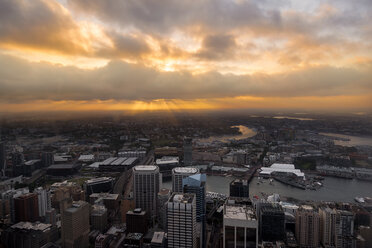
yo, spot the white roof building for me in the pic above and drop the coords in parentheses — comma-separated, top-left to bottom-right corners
(259, 163, 304, 177)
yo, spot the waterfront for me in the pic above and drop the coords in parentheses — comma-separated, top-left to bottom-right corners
(197, 125, 256, 143)
(320, 132, 372, 147)
(162, 175, 372, 203)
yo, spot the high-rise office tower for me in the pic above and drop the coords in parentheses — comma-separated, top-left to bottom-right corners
(296, 205, 320, 248)
(157, 188, 170, 230)
(41, 152, 54, 168)
(183, 137, 192, 166)
(34, 187, 51, 217)
(126, 208, 148, 234)
(223, 203, 258, 248)
(183, 174, 207, 248)
(172, 167, 199, 193)
(133, 165, 160, 218)
(61, 201, 90, 248)
(1, 188, 29, 223)
(336, 210, 355, 248)
(320, 207, 338, 248)
(167, 193, 196, 248)
(90, 204, 108, 233)
(230, 179, 249, 198)
(14, 193, 39, 223)
(0, 142, 5, 176)
(258, 203, 285, 242)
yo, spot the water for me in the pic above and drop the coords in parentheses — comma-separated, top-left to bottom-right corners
(320, 132, 372, 147)
(162, 175, 372, 203)
(197, 125, 256, 143)
(273, 116, 314, 121)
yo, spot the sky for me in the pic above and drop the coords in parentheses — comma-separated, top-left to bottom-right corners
(0, 0, 371, 113)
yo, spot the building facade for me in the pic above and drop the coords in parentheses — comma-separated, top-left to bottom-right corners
(61, 201, 90, 248)
(34, 187, 51, 217)
(230, 179, 249, 198)
(296, 205, 320, 248)
(171, 167, 199, 193)
(320, 207, 338, 248)
(133, 165, 160, 218)
(259, 203, 285, 242)
(167, 193, 197, 248)
(223, 203, 258, 248)
(183, 173, 207, 248)
(14, 193, 39, 223)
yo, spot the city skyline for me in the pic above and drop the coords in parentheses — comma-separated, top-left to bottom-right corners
(0, 0, 371, 112)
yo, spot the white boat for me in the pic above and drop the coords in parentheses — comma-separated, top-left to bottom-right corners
(355, 197, 365, 203)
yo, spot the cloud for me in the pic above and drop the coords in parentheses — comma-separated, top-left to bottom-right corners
(0, 53, 371, 102)
(67, 0, 273, 33)
(196, 34, 237, 60)
(0, 0, 89, 54)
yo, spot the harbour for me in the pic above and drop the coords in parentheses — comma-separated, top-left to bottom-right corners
(162, 174, 372, 203)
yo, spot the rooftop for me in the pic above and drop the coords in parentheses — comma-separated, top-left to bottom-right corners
(151, 232, 165, 244)
(170, 193, 194, 203)
(173, 167, 199, 174)
(230, 179, 248, 186)
(260, 163, 304, 177)
(78, 154, 95, 161)
(90, 193, 119, 200)
(65, 201, 88, 213)
(300, 205, 314, 211)
(156, 156, 179, 165)
(48, 163, 79, 170)
(133, 165, 158, 171)
(85, 177, 114, 184)
(224, 204, 256, 221)
(12, 222, 52, 231)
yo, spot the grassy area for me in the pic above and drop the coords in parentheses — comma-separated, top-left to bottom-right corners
(294, 158, 317, 170)
(68, 177, 92, 186)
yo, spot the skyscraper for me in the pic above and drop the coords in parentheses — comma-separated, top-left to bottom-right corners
(183, 173, 207, 248)
(258, 203, 285, 242)
(223, 203, 258, 248)
(230, 179, 249, 198)
(90, 204, 108, 233)
(157, 188, 171, 230)
(133, 165, 160, 218)
(336, 210, 355, 248)
(320, 207, 338, 248)
(167, 193, 196, 248)
(183, 137, 192, 166)
(34, 187, 51, 217)
(126, 208, 148, 234)
(0, 142, 5, 176)
(296, 205, 320, 248)
(14, 193, 39, 223)
(41, 152, 54, 168)
(61, 201, 90, 248)
(172, 167, 199, 193)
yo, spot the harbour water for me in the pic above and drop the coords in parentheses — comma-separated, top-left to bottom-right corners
(273, 116, 315, 121)
(320, 132, 372, 147)
(162, 175, 372, 203)
(197, 125, 256, 143)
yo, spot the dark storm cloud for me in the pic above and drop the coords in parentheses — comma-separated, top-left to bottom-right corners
(0, 54, 371, 102)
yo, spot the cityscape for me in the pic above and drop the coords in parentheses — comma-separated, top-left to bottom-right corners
(1, 0, 372, 248)
(0, 113, 371, 247)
